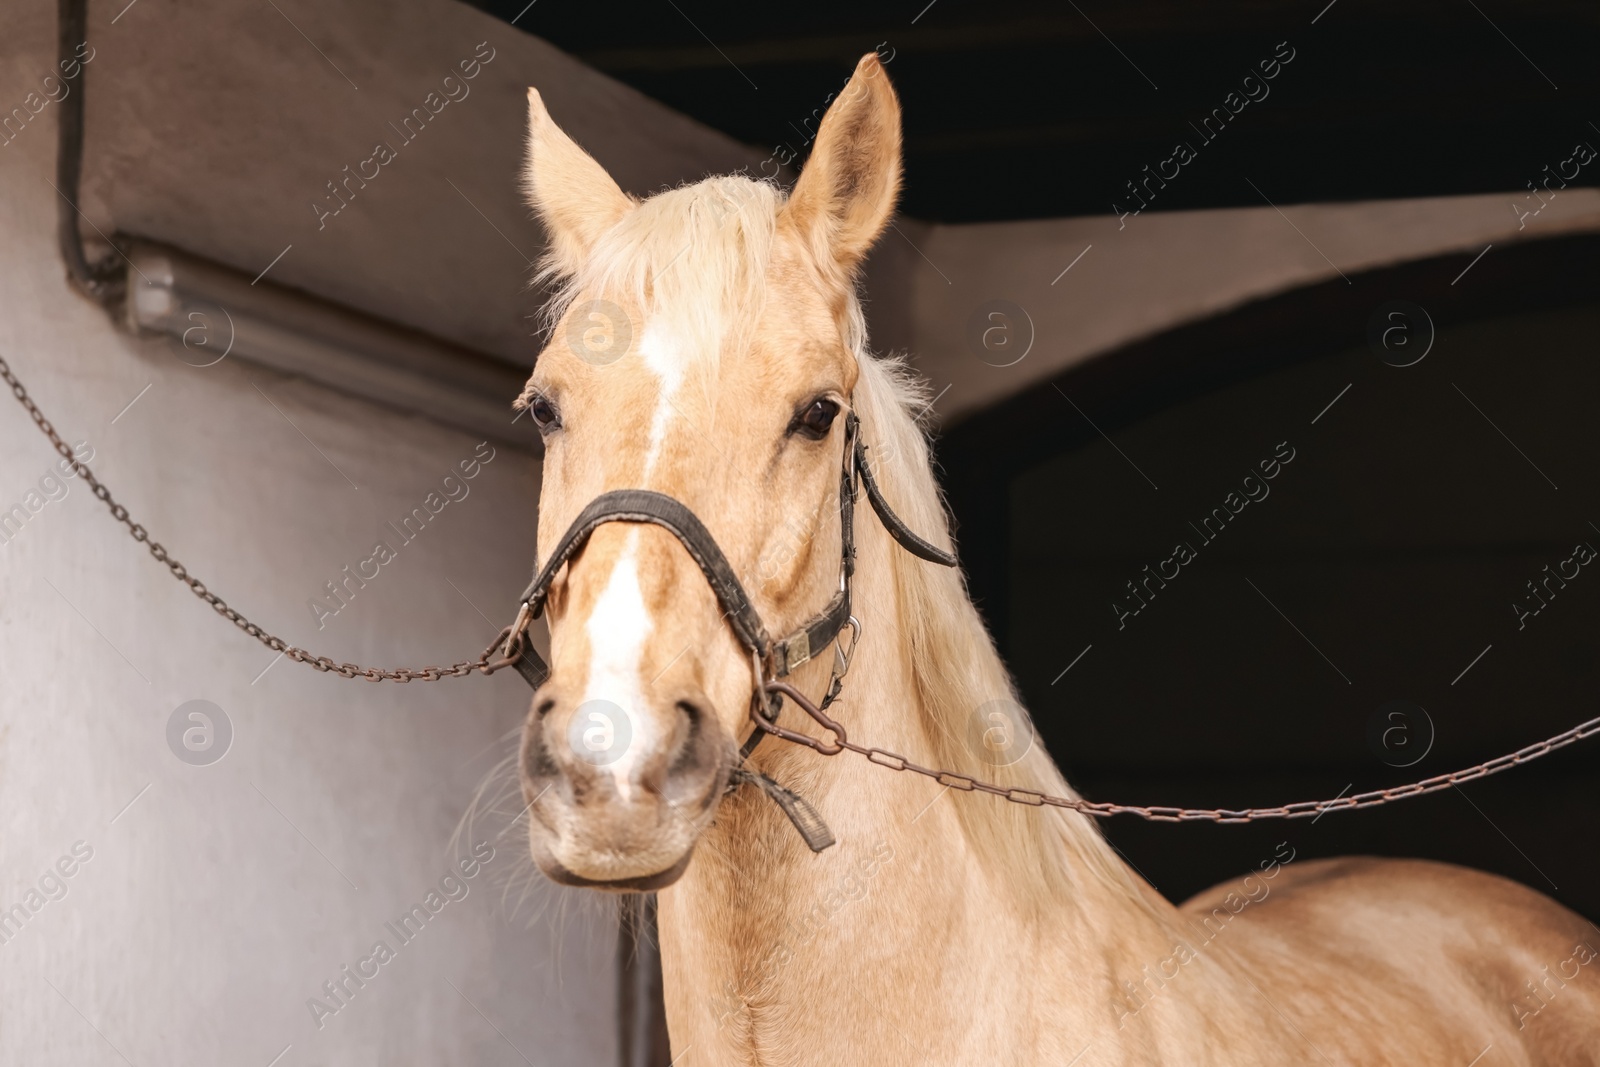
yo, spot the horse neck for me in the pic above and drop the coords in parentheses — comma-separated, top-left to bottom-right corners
(656, 515, 1193, 1063)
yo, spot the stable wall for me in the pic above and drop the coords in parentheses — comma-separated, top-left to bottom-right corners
(0, 4, 622, 1065)
(869, 193, 1600, 427)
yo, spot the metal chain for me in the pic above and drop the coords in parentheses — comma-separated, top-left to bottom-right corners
(10, 353, 1598, 822)
(1, 355, 522, 682)
(758, 682, 1600, 823)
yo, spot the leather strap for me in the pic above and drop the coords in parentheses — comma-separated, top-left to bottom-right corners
(771, 589, 846, 672)
(727, 766, 835, 851)
(506, 403, 953, 694)
(854, 435, 959, 568)
(767, 426, 859, 676)
(516, 489, 770, 654)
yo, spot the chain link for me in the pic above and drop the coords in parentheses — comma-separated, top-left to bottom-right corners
(1, 355, 523, 682)
(759, 681, 1600, 824)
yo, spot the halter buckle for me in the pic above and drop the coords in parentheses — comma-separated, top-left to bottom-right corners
(780, 630, 811, 675)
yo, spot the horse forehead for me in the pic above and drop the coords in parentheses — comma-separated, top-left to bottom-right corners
(574, 293, 824, 486)
(628, 314, 774, 429)
(601, 316, 738, 483)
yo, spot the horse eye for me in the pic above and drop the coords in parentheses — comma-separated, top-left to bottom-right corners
(527, 395, 561, 434)
(795, 398, 840, 440)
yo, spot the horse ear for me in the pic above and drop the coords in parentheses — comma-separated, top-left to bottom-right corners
(783, 53, 902, 275)
(523, 88, 634, 272)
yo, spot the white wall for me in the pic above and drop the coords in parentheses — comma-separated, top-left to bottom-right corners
(870, 192, 1600, 426)
(78, 0, 771, 368)
(0, 5, 625, 1065)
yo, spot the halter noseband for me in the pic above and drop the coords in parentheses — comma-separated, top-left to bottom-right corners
(502, 406, 956, 848)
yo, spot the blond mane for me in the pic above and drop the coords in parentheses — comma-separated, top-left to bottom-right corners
(522, 177, 783, 412)
(847, 331, 1155, 913)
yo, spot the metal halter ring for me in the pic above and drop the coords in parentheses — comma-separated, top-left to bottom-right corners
(753, 679, 848, 756)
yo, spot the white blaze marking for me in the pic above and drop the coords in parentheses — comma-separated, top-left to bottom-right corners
(637, 322, 687, 475)
(581, 530, 654, 798)
(578, 320, 695, 796)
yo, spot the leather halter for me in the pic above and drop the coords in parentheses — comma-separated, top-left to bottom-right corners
(504, 408, 956, 695)
(500, 407, 956, 848)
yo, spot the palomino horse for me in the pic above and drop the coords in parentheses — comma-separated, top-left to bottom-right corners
(514, 53, 1600, 1066)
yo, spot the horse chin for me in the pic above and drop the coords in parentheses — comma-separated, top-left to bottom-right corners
(537, 849, 696, 893)
(525, 814, 706, 893)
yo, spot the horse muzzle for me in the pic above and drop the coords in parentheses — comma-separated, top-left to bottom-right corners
(519, 684, 734, 889)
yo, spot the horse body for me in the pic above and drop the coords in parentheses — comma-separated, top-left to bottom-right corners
(1179, 857, 1600, 1065)
(655, 423, 1600, 1064)
(511, 50, 1600, 1067)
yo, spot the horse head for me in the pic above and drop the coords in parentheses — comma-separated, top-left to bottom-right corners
(515, 54, 903, 890)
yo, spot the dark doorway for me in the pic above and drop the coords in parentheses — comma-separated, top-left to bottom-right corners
(938, 234, 1600, 919)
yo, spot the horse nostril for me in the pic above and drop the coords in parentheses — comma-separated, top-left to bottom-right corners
(524, 692, 725, 809)
(671, 700, 703, 763)
(666, 698, 720, 792)
(521, 706, 560, 784)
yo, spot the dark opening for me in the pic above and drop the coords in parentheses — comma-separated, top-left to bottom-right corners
(939, 234, 1600, 919)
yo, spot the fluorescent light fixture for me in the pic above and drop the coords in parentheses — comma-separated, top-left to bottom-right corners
(123, 240, 537, 449)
